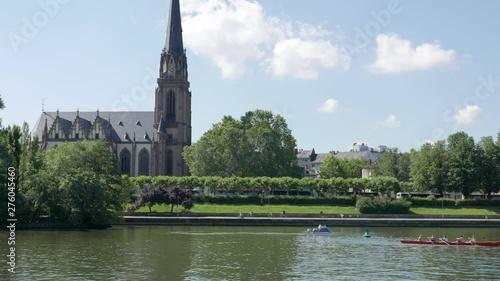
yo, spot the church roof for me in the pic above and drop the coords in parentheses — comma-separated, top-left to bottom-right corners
(165, 0, 184, 55)
(32, 111, 156, 143)
(311, 153, 335, 164)
(334, 151, 377, 160)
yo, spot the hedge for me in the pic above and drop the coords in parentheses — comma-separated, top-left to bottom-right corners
(356, 197, 411, 214)
(408, 197, 500, 208)
(455, 199, 500, 207)
(193, 195, 356, 206)
(408, 197, 456, 208)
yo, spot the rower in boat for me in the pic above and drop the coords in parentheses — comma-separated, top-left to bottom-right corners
(307, 224, 332, 234)
(400, 239, 500, 247)
(468, 235, 476, 242)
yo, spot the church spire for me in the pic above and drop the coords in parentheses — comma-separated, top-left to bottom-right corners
(165, 0, 184, 55)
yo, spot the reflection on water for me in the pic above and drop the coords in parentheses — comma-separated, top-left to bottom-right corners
(0, 226, 498, 280)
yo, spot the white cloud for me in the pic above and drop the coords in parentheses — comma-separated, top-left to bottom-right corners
(374, 114, 401, 129)
(453, 105, 481, 125)
(271, 39, 350, 79)
(317, 98, 340, 113)
(180, 0, 348, 79)
(368, 34, 456, 74)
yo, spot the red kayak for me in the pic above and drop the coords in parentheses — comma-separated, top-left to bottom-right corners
(400, 240, 500, 247)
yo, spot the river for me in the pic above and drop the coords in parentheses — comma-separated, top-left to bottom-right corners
(1, 226, 499, 280)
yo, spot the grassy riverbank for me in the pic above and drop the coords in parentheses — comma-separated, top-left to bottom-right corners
(135, 205, 500, 215)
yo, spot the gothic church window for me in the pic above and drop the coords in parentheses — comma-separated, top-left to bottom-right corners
(138, 148, 149, 176)
(166, 91, 176, 120)
(120, 148, 131, 175)
(166, 150, 174, 175)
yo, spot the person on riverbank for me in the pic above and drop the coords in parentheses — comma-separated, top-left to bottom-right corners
(281, 210, 286, 218)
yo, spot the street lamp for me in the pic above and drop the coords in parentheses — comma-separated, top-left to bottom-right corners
(441, 197, 444, 219)
(268, 187, 271, 206)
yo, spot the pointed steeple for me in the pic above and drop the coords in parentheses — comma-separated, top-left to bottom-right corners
(165, 0, 184, 55)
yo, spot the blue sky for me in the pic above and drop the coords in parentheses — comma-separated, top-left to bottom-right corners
(1, 0, 499, 152)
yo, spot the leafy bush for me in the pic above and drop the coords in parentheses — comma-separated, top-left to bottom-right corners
(356, 197, 411, 214)
(409, 197, 456, 208)
(129, 184, 194, 213)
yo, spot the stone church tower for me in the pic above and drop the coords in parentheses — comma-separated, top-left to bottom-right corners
(152, 0, 192, 176)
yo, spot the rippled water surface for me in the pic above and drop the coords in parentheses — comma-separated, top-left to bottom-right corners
(1, 226, 499, 280)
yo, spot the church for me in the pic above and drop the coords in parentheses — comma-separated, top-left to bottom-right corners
(32, 0, 192, 177)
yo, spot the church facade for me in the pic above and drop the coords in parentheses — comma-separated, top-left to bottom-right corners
(32, 0, 192, 177)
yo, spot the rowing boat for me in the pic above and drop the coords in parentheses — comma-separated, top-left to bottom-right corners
(400, 240, 500, 247)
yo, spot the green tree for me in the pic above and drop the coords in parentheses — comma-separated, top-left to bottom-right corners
(410, 141, 449, 195)
(0, 94, 4, 128)
(129, 184, 194, 213)
(320, 156, 368, 179)
(18, 136, 45, 221)
(410, 143, 432, 192)
(0, 97, 9, 223)
(447, 132, 478, 198)
(6, 125, 22, 170)
(369, 176, 401, 194)
(397, 152, 412, 182)
(373, 148, 398, 178)
(22, 140, 134, 226)
(372, 148, 412, 182)
(183, 110, 301, 178)
(476, 135, 500, 198)
(429, 141, 449, 196)
(20, 121, 30, 147)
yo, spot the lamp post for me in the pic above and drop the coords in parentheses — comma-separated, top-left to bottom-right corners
(268, 187, 271, 206)
(441, 197, 444, 219)
(444, 172, 452, 219)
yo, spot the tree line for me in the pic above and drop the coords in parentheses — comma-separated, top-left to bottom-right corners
(132, 175, 401, 196)
(373, 131, 500, 198)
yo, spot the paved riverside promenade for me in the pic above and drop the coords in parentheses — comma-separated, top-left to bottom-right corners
(119, 214, 500, 227)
